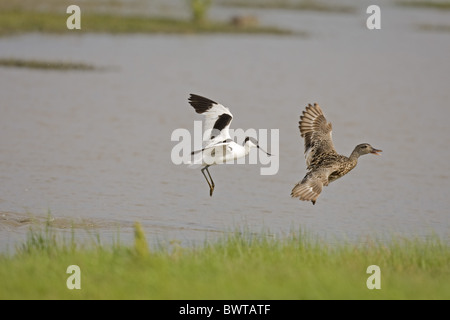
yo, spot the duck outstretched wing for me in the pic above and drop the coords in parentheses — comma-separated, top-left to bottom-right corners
(299, 103, 336, 166)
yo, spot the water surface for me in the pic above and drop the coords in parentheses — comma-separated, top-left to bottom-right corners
(0, 2, 449, 250)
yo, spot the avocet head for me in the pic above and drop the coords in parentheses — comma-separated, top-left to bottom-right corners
(244, 137, 271, 156)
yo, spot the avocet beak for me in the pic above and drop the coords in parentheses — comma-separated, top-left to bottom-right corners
(257, 145, 272, 156)
(371, 148, 382, 155)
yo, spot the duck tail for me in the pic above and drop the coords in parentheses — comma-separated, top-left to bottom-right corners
(291, 177, 322, 205)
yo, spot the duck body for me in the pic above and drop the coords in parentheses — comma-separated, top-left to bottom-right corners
(293, 152, 357, 205)
(291, 103, 381, 205)
(308, 152, 357, 183)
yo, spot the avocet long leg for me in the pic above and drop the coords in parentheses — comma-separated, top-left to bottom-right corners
(201, 165, 215, 196)
(206, 166, 215, 195)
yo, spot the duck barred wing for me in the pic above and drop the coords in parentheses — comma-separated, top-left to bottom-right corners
(299, 103, 336, 166)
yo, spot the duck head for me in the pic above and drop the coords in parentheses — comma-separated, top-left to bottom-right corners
(351, 143, 382, 158)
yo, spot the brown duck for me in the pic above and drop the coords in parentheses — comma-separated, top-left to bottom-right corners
(291, 103, 382, 205)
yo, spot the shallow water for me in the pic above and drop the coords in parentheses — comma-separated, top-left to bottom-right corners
(0, 1, 449, 251)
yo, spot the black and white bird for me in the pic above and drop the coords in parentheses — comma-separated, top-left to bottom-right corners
(187, 94, 271, 196)
(291, 103, 382, 205)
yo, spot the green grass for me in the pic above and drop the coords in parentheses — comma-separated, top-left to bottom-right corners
(0, 10, 294, 37)
(0, 222, 448, 299)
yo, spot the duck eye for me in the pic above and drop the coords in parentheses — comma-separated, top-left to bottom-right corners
(362, 145, 367, 148)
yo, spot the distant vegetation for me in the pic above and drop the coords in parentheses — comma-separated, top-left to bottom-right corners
(396, 1, 450, 33)
(396, 1, 450, 10)
(0, 10, 293, 37)
(189, 0, 212, 23)
(0, 58, 97, 71)
(217, 0, 356, 13)
(418, 24, 450, 32)
(0, 222, 448, 299)
(0, 0, 296, 37)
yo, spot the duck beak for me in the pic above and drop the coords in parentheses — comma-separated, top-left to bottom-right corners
(371, 148, 382, 155)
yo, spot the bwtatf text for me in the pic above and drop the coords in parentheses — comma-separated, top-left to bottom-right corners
(179, 304, 270, 317)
